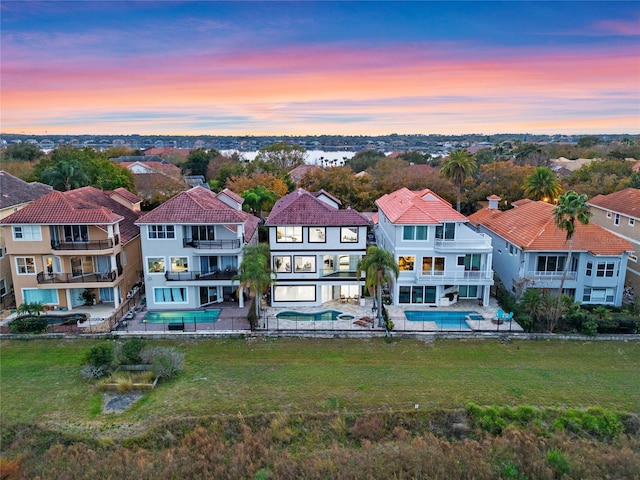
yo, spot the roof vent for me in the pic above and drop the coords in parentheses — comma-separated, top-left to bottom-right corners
(487, 195, 501, 210)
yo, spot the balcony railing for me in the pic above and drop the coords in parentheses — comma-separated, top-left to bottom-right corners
(51, 236, 119, 251)
(525, 271, 578, 281)
(165, 269, 238, 281)
(416, 269, 493, 282)
(434, 234, 492, 251)
(183, 239, 241, 249)
(37, 270, 117, 284)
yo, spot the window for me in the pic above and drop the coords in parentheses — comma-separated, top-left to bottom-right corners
(43, 255, 61, 275)
(628, 253, 638, 263)
(274, 256, 291, 273)
(536, 255, 565, 273)
(147, 257, 165, 273)
(341, 227, 358, 243)
(16, 257, 36, 274)
(13, 225, 41, 241)
(199, 286, 218, 305)
(461, 254, 482, 271)
(23, 288, 58, 304)
(459, 285, 479, 298)
(0, 247, 4, 258)
(614, 214, 620, 226)
(276, 226, 302, 243)
(170, 257, 188, 272)
(582, 287, 614, 303)
(273, 285, 315, 301)
(154, 287, 187, 303)
(0, 279, 6, 297)
(606, 212, 612, 219)
(629, 218, 635, 226)
(148, 225, 175, 239)
(294, 256, 316, 272)
(596, 262, 615, 277)
(435, 223, 455, 240)
(586, 262, 593, 276)
(422, 256, 445, 274)
(403, 226, 427, 240)
(398, 256, 415, 271)
(189, 225, 215, 241)
(63, 225, 87, 242)
(308, 227, 326, 243)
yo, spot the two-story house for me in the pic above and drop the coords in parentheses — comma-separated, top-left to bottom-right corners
(136, 187, 259, 311)
(468, 196, 633, 306)
(0, 186, 143, 310)
(0, 171, 53, 309)
(587, 188, 640, 299)
(374, 188, 494, 307)
(264, 188, 371, 307)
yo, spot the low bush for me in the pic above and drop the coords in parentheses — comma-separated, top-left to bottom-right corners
(120, 338, 147, 364)
(139, 346, 184, 379)
(7, 315, 48, 334)
(85, 342, 115, 369)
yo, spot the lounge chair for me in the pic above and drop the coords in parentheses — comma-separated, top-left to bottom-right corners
(503, 312, 514, 321)
(495, 308, 505, 320)
(353, 320, 368, 327)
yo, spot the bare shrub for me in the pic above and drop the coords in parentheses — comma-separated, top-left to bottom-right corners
(139, 346, 184, 379)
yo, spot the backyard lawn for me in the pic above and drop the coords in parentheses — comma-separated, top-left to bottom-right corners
(2, 337, 639, 434)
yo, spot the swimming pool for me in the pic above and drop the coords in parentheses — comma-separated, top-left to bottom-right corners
(276, 310, 347, 321)
(404, 310, 477, 330)
(144, 309, 221, 324)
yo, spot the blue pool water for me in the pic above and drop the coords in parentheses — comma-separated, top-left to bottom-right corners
(276, 310, 344, 321)
(405, 310, 477, 330)
(144, 309, 221, 324)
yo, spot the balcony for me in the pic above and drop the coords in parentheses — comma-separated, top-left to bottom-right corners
(165, 269, 238, 281)
(416, 269, 493, 282)
(183, 239, 241, 249)
(51, 236, 119, 251)
(525, 271, 578, 281)
(37, 270, 117, 284)
(434, 234, 492, 251)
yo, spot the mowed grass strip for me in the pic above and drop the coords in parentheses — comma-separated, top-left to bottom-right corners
(1, 337, 639, 428)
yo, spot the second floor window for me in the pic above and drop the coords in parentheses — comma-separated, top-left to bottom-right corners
(435, 223, 455, 240)
(13, 225, 41, 241)
(596, 262, 615, 277)
(399, 256, 415, 271)
(276, 226, 302, 242)
(189, 225, 215, 241)
(147, 257, 166, 273)
(308, 227, 326, 242)
(536, 255, 565, 273)
(170, 257, 188, 272)
(63, 225, 87, 242)
(341, 227, 358, 243)
(149, 225, 175, 239)
(16, 257, 36, 274)
(403, 225, 427, 240)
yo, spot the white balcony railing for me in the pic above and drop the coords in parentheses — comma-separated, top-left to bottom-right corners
(525, 271, 578, 281)
(434, 234, 492, 251)
(416, 269, 493, 282)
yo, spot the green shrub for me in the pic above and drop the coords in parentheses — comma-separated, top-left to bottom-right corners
(7, 315, 48, 334)
(120, 338, 147, 364)
(139, 346, 184, 379)
(86, 343, 115, 369)
(581, 318, 598, 336)
(547, 448, 571, 476)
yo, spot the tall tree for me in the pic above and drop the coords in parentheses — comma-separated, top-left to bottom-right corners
(439, 149, 477, 212)
(552, 190, 591, 296)
(523, 166, 562, 201)
(240, 185, 279, 220)
(41, 160, 90, 191)
(253, 142, 306, 172)
(356, 246, 399, 328)
(183, 148, 220, 179)
(233, 244, 274, 321)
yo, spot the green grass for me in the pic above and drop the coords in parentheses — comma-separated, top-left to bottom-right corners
(1, 337, 639, 432)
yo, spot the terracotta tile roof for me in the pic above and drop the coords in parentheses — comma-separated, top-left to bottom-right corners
(0, 186, 142, 244)
(312, 189, 342, 206)
(136, 186, 259, 241)
(142, 147, 190, 159)
(375, 187, 467, 224)
(468, 200, 633, 255)
(219, 188, 244, 205)
(265, 188, 370, 226)
(587, 188, 640, 219)
(289, 164, 320, 183)
(109, 187, 141, 205)
(0, 171, 52, 209)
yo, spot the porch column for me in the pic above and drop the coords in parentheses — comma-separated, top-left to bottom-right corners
(483, 285, 490, 307)
(65, 290, 73, 311)
(238, 288, 244, 308)
(114, 287, 121, 309)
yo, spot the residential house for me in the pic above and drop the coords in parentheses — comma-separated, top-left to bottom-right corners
(0, 186, 143, 310)
(0, 171, 53, 308)
(587, 188, 640, 299)
(468, 196, 633, 306)
(288, 164, 320, 185)
(111, 155, 188, 203)
(136, 187, 259, 310)
(374, 188, 494, 307)
(264, 188, 371, 307)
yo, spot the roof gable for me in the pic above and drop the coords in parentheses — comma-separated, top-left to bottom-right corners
(588, 188, 640, 220)
(376, 187, 467, 224)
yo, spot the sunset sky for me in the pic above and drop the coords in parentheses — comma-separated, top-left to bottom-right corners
(1, 1, 639, 136)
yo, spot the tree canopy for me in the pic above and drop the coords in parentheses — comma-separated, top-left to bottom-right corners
(253, 142, 306, 172)
(439, 149, 477, 212)
(523, 166, 562, 201)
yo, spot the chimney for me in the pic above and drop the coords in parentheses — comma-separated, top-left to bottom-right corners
(487, 195, 501, 210)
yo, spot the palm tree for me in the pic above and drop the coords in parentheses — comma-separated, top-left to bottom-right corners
(356, 246, 399, 328)
(552, 190, 591, 296)
(41, 160, 90, 191)
(233, 244, 274, 322)
(523, 167, 561, 201)
(439, 149, 477, 212)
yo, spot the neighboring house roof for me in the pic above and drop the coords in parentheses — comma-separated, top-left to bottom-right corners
(289, 164, 320, 183)
(118, 161, 182, 177)
(136, 186, 259, 241)
(375, 187, 467, 224)
(0, 171, 53, 209)
(587, 188, 640, 220)
(0, 186, 142, 244)
(468, 200, 632, 255)
(142, 147, 191, 159)
(311, 189, 342, 206)
(113, 155, 167, 163)
(108, 187, 141, 206)
(184, 175, 209, 189)
(219, 188, 244, 206)
(265, 188, 370, 226)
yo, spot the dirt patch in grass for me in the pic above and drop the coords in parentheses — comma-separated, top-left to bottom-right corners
(103, 392, 145, 414)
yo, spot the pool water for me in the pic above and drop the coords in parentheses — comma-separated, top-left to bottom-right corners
(144, 309, 221, 324)
(276, 310, 343, 321)
(404, 310, 476, 330)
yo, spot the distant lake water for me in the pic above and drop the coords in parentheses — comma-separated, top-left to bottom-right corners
(221, 150, 358, 165)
